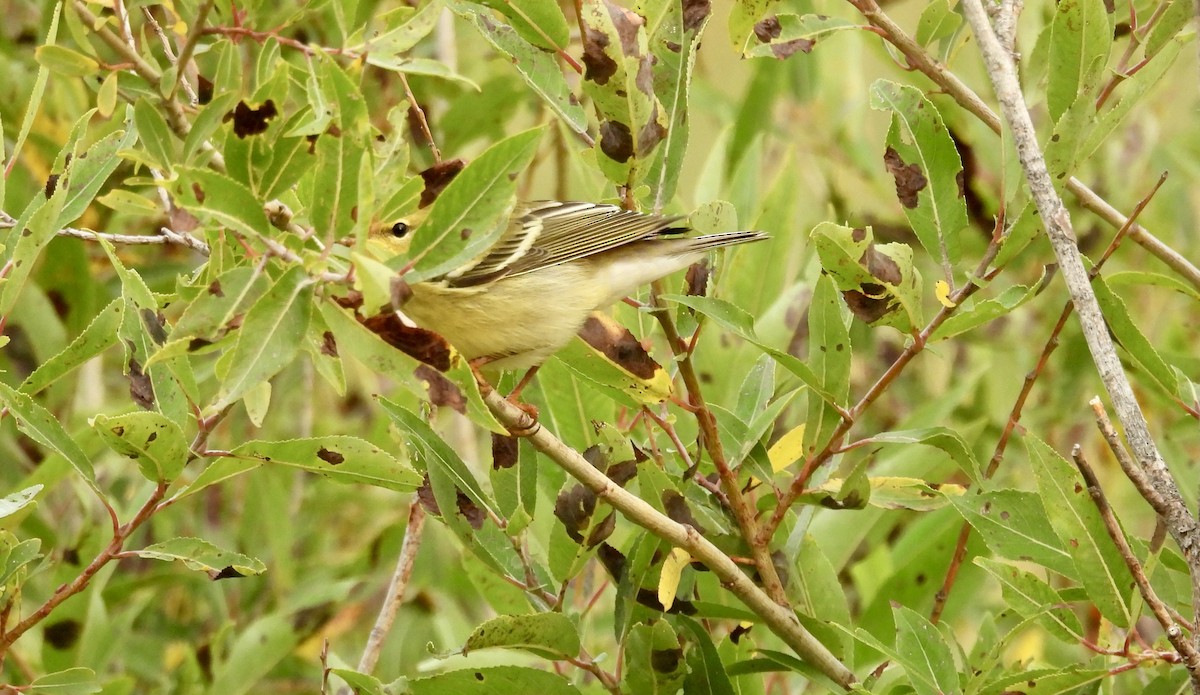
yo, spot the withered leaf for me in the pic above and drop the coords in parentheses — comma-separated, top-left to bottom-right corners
(418, 159, 465, 208)
(599, 120, 634, 163)
(415, 364, 466, 413)
(883, 146, 927, 209)
(223, 100, 278, 139)
(578, 315, 660, 379)
(361, 312, 452, 371)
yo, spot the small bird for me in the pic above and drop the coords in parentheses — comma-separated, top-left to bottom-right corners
(368, 200, 768, 372)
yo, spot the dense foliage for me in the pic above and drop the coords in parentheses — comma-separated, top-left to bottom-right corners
(0, 0, 1198, 692)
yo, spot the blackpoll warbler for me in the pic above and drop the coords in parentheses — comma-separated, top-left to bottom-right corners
(369, 201, 767, 370)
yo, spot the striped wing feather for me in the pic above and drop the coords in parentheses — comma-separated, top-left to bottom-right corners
(446, 201, 687, 287)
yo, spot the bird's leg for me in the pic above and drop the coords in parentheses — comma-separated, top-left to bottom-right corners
(470, 358, 541, 437)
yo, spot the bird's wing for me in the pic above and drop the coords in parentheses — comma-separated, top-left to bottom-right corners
(445, 201, 688, 287)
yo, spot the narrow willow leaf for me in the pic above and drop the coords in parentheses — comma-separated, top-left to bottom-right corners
(980, 666, 1107, 694)
(948, 489, 1075, 576)
(406, 126, 545, 280)
(1093, 272, 1179, 394)
(133, 97, 177, 172)
(1144, 0, 1193, 57)
(676, 616, 736, 695)
(34, 45, 99, 77)
(408, 667, 582, 694)
(215, 266, 314, 411)
(231, 436, 422, 491)
(916, 0, 960, 46)
(174, 166, 271, 238)
(1046, 0, 1111, 121)
(28, 667, 100, 694)
(20, 299, 123, 395)
(476, 0, 571, 51)
(804, 273, 851, 455)
(865, 427, 982, 483)
(728, 0, 780, 53)
(135, 537, 266, 577)
(463, 613, 581, 659)
(0, 485, 43, 520)
(640, 0, 706, 207)
(91, 412, 189, 483)
(1026, 435, 1133, 627)
(0, 382, 99, 493)
(59, 108, 139, 227)
(892, 605, 961, 695)
(1081, 36, 1181, 161)
(358, 0, 444, 55)
(744, 14, 856, 59)
(657, 547, 690, 611)
(869, 80, 967, 270)
(377, 397, 500, 517)
(931, 275, 1044, 341)
(8, 6, 59, 188)
(976, 558, 1083, 643)
(623, 621, 687, 692)
(553, 333, 674, 408)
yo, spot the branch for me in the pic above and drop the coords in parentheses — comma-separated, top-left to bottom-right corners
(480, 389, 856, 690)
(846, 0, 1200, 292)
(354, 502, 426, 678)
(962, 0, 1200, 662)
(1071, 445, 1200, 687)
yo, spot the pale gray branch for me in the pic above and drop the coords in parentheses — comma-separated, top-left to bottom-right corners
(481, 390, 857, 690)
(962, 0, 1200, 683)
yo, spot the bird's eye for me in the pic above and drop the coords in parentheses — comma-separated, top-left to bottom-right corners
(390, 222, 409, 238)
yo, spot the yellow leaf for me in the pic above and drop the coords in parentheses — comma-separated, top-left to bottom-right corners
(935, 280, 956, 308)
(767, 423, 806, 472)
(658, 547, 690, 611)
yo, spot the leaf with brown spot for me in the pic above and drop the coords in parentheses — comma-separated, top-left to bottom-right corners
(491, 433, 518, 469)
(599, 120, 634, 163)
(418, 159, 465, 208)
(361, 312, 453, 371)
(578, 315, 658, 378)
(415, 363, 466, 412)
(222, 100, 278, 138)
(582, 26, 619, 84)
(127, 356, 156, 409)
(316, 447, 345, 465)
(883, 146, 927, 209)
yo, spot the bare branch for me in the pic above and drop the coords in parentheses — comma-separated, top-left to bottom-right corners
(480, 388, 856, 690)
(354, 502, 426, 678)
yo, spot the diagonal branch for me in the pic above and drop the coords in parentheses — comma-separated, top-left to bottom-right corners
(961, 0, 1200, 676)
(480, 389, 857, 690)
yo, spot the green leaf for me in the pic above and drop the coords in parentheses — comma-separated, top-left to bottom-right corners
(0, 537, 42, 586)
(1144, 0, 1194, 58)
(975, 558, 1083, 643)
(214, 265, 314, 411)
(378, 398, 500, 517)
(58, 108, 139, 228)
(892, 605, 961, 695)
(916, 0, 960, 46)
(408, 666, 582, 694)
(463, 613, 581, 659)
(744, 14, 856, 59)
(8, 6, 59, 196)
(863, 427, 982, 483)
(1082, 36, 1183, 161)
(729, 0, 780, 53)
(931, 275, 1045, 341)
(406, 126, 545, 280)
(0, 485, 43, 521)
(20, 299, 123, 395)
(948, 489, 1075, 576)
(1026, 435, 1133, 628)
(621, 621, 687, 694)
(207, 613, 301, 695)
(477, 0, 571, 50)
(230, 436, 422, 491)
(979, 666, 1107, 694)
(1093, 273, 1178, 394)
(135, 537, 266, 577)
(133, 97, 177, 172)
(34, 45, 99, 78)
(363, 56, 480, 90)
(0, 382, 99, 494)
(451, 2, 588, 137)
(91, 412, 190, 483)
(676, 616, 736, 695)
(358, 0, 444, 55)
(29, 667, 100, 694)
(174, 166, 271, 238)
(869, 80, 967, 270)
(804, 273, 851, 455)
(1046, 0, 1111, 121)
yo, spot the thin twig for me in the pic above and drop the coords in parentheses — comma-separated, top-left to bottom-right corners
(481, 388, 856, 689)
(354, 502, 426, 677)
(1071, 445, 1200, 686)
(649, 280, 790, 607)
